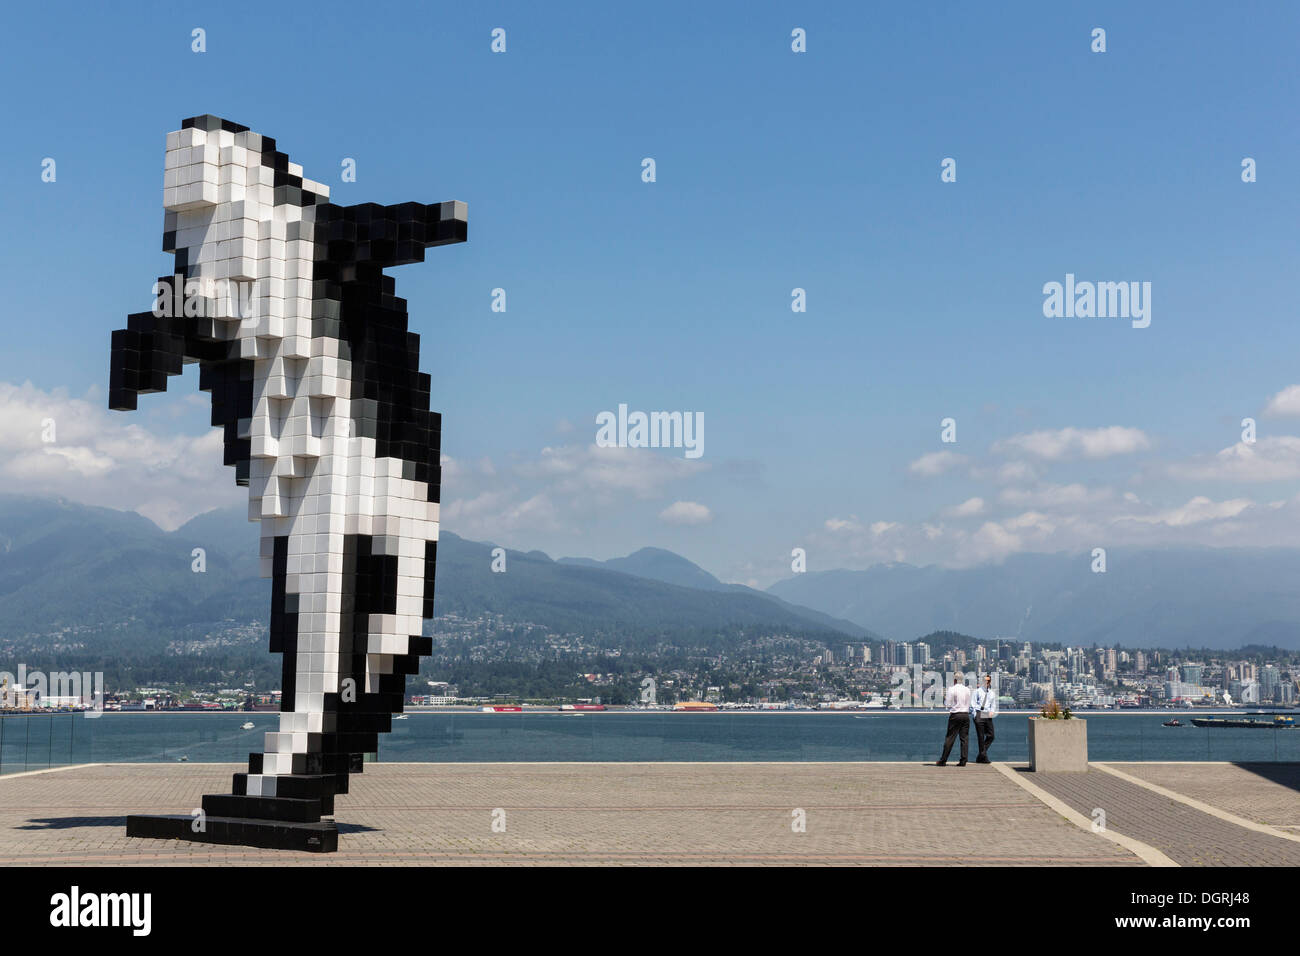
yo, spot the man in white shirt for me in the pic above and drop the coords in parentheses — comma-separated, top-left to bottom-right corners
(970, 673, 999, 764)
(936, 674, 972, 766)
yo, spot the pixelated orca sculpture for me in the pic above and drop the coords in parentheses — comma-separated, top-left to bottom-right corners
(116, 115, 466, 852)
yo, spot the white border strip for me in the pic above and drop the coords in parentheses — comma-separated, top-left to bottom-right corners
(993, 762, 1177, 867)
(1093, 762, 1300, 846)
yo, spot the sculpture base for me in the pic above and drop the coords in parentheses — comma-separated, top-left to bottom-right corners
(126, 813, 338, 853)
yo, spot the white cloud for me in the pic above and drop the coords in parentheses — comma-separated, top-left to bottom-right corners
(0, 380, 242, 530)
(517, 443, 705, 499)
(1166, 436, 1300, 483)
(800, 488, 1284, 572)
(440, 486, 563, 536)
(992, 426, 1150, 461)
(1128, 495, 1252, 528)
(0, 378, 713, 546)
(659, 501, 713, 526)
(1263, 385, 1300, 417)
(907, 450, 967, 477)
(999, 483, 1114, 508)
(944, 497, 986, 517)
(993, 460, 1041, 483)
(966, 521, 1023, 563)
(824, 516, 862, 534)
(440, 443, 707, 542)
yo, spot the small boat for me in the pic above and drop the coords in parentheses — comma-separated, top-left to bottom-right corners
(177, 755, 188, 762)
(393, 714, 408, 720)
(241, 721, 255, 730)
(1163, 719, 1183, 727)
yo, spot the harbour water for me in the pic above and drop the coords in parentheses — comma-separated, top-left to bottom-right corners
(2, 711, 1297, 774)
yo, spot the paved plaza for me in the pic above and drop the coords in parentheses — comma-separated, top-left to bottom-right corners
(0, 761, 1295, 865)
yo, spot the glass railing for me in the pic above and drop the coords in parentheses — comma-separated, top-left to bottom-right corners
(2, 710, 1296, 774)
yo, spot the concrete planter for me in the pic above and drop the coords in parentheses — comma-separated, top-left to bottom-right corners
(1028, 717, 1088, 772)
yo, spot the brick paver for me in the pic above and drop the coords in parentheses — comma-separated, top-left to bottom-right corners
(0, 762, 1138, 866)
(1110, 762, 1300, 830)
(1025, 765, 1300, 867)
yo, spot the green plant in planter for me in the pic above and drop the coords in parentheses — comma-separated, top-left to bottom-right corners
(1038, 697, 1073, 720)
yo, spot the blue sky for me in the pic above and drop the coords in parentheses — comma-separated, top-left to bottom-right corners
(1, 0, 1297, 585)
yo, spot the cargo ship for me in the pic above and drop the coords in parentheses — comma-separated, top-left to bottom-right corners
(560, 704, 606, 711)
(482, 705, 523, 713)
(1190, 713, 1295, 729)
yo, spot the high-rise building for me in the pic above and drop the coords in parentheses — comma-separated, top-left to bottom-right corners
(1260, 665, 1281, 702)
(1135, 651, 1147, 673)
(974, 645, 987, 662)
(915, 642, 932, 666)
(1067, 649, 1087, 681)
(895, 643, 914, 667)
(1182, 664, 1204, 686)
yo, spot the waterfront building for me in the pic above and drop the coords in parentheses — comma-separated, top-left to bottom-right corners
(1164, 681, 1213, 701)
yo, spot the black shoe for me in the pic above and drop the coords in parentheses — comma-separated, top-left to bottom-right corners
(976, 756, 991, 764)
(935, 761, 947, 767)
(957, 760, 967, 766)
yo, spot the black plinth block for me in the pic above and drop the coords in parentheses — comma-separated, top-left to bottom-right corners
(126, 813, 339, 853)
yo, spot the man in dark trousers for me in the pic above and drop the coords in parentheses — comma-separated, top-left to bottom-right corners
(936, 673, 972, 766)
(970, 672, 998, 763)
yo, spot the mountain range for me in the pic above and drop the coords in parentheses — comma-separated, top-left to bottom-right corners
(1, 495, 1297, 653)
(767, 549, 1300, 651)
(0, 497, 867, 655)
